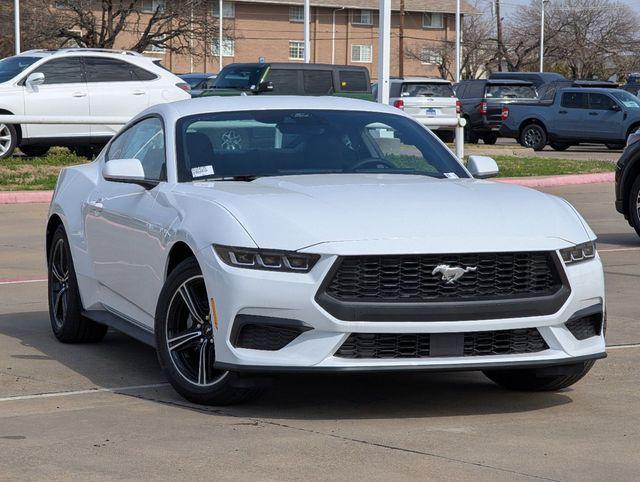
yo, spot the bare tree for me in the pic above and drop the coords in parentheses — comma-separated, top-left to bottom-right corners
(404, 0, 495, 79)
(504, 0, 640, 79)
(20, 0, 226, 56)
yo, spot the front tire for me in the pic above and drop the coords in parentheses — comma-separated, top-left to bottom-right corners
(0, 123, 18, 160)
(520, 124, 547, 151)
(48, 225, 108, 343)
(483, 360, 595, 391)
(155, 257, 262, 405)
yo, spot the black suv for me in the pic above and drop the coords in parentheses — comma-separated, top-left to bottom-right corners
(455, 79, 537, 144)
(203, 63, 373, 100)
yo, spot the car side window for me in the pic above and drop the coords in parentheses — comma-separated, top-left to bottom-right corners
(303, 70, 334, 95)
(561, 92, 588, 109)
(106, 117, 166, 181)
(589, 93, 617, 110)
(31, 58, 84, 84)
(84, 57, 148, 82)
(265, 69, 301, 94)
(467, 82, 484, 98)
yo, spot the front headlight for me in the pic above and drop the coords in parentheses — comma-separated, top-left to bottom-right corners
(559, 241, 596, 264)
(213, 245, 319, 273)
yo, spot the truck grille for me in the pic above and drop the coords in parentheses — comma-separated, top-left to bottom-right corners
(335, 329, 548, 359)
(324, 252, 559, 302)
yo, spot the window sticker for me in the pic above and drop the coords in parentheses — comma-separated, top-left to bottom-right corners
(444, 172, 459, 179)
(191, 165, 215, 178)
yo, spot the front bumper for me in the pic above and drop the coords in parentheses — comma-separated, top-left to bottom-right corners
(198, 247, 606, 373)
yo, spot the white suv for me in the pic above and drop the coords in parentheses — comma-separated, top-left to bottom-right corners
(0, 49, 191, 159)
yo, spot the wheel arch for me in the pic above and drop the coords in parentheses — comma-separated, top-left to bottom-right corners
(46, 214, 64, 262)
(0, 109, 21, 144)
(518, 118, 548, 137)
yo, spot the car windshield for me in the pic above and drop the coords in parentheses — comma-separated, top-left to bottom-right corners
(401, 82, 454, 97)
(0, 56, 39, 83)
(213, 66, 263, 89)
(612, 90, 640, 108)
(485, 84, 536, 99)
(176, 109, 469, 182)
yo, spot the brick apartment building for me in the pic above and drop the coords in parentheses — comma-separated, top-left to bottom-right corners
(141, 0, 476, 78)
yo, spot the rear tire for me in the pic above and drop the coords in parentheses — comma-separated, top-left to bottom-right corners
(483, 360, 595, 391)
(48, 225, 108, 343)
(482, 133, 498, 145)
(0, 123, 18, 160)
(627, 176, 640, 238)
(155, 257, 262, 405)
(520, 124, 547, 151)
(20, 145, 50, 157)
(464, 120, 478, 144)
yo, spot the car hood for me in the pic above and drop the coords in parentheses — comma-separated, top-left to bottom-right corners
(177, 174, 592, 253)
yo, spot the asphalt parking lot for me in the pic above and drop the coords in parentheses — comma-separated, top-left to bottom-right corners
(1, 182, 639, 481)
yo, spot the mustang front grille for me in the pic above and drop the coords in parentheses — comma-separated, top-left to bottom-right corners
(335, 329, 549, 359)
(316, 251, 569, 321)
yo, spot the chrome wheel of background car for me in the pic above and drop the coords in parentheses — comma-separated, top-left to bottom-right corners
(49, 238, 70, 329)
(165, 275, 227, 387)
(221, 129, 243, 150)
(523, 128, 542, 148)
(0, 124, 12, 157)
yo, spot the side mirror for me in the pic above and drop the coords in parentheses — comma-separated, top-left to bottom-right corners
(467, 155, 499, 179)
(610, 103, 621, 111)
(103, 158, 146, 183)
(252, 80, 274, 93)
(25, 72, 45, 91)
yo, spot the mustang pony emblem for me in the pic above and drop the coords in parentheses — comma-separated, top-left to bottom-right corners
(432, 264, 477, 284)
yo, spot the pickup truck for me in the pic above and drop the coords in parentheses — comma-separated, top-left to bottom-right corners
(499, 88, 640, 151)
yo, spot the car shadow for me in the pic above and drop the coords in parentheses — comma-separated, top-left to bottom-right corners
(597, 232, 640, 248)
(1, 310, 573, 420)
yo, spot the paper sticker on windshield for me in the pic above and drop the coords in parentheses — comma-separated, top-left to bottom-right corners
(444, 172, 459, 179)
(191, 165, 214, 178)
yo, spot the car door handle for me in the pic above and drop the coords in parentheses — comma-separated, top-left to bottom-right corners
(589, 112, 599, 116)
(87, 200, 103, 212)
(559, 110, 568, 114)
(72, 92, 87, 98)
(132, 90, 146, 96)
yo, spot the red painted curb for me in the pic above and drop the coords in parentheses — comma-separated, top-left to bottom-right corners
(496, 172, 615, 188)
(0, 190, 53, 204)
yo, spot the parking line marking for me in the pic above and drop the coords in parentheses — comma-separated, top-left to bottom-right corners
(0, 383, 169, 402)
(0, 278, 47, 285)
(607, 343, 640, 350)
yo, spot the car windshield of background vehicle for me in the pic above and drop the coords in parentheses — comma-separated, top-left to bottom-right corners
(213, 66, 262, 89)
(184, 77, 206, 88)
(612, 90, 640, 108)
(485, 84, 536, 99)
(401, 83, 454, 98)
(176, 110, 469, 182)
(0, 56, 39, 83)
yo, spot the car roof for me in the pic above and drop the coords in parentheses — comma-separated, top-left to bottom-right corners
(14, 48, 157, 63)
(561, 87, 622, 94)
(221, 62, 367, 70)
(143, 96, 402, 122)
(391, 77, 451, 84)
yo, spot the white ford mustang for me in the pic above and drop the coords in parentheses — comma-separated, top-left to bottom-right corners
(47, 96, 606, 405)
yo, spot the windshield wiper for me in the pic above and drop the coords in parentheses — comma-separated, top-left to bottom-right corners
(195, 175, 260, 182)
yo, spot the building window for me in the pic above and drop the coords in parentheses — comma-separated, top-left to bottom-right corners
(420, 48, 442, 65)
(140, 0, 165, 13)
(351, 9, 373, 26)
(213, 1, 235, 18)
(289, 6, 304, 22)
(423, 12, 444, 29)
(212, 37, 235, 57)
(351, 44, 372, 63)
(289, 41, 305, 61)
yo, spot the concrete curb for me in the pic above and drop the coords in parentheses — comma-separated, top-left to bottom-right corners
(0, 172, 616, 204)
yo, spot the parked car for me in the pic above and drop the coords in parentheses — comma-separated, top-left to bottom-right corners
(203, 62, 373, 100)
(456, 79, 537, 144)
(500, 88, 640, 151)
(373, 77, 458, 142)
(178, 73, 217, 97)
(46, 95, 605, 405)
(0, 48, 191, 159)
(489, 71, 566, 89)
(615, 126, 640, 235)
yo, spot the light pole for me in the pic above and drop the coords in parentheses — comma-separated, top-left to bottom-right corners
(14, 0, 21, 55)
(377, 0, 391, 104)
(218, 0, 223, 70)
(455, 0, 461, 83)
(539, 0, 548, 72)
(304, 0, 310, 63)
